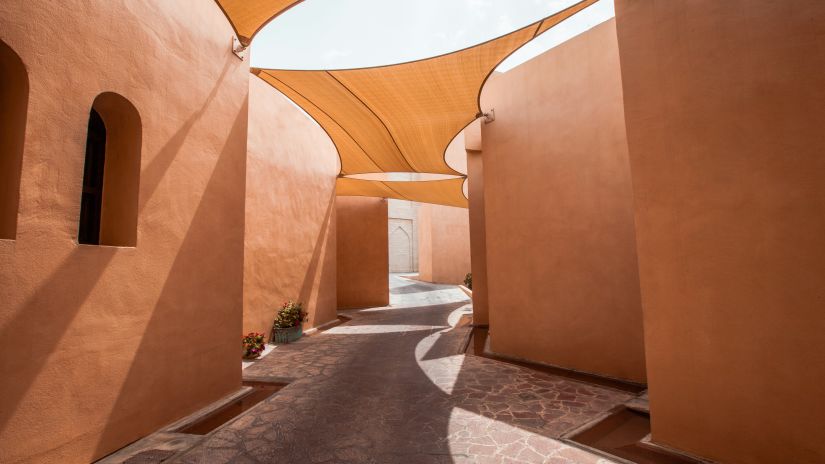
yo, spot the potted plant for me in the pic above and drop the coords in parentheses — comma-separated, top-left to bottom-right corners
(242, 332, 266, 359)
(464, 272, 472, 290)
(272, 301, 306, 344)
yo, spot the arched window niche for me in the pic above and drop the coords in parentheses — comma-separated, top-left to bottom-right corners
(78, 93, 141, 247)
(0, 40, 29, 240)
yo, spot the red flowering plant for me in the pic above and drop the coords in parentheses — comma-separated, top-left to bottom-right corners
(242, 332, 266, 359)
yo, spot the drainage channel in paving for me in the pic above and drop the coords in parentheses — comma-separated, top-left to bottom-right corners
(175, 382, 285, 436)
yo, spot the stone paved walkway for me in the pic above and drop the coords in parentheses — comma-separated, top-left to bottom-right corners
(172, 276, 628, 463)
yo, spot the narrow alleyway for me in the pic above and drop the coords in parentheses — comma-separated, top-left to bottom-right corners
(173, 276, 627, 463)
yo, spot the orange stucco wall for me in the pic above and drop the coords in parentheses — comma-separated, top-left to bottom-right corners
(417, 130, 473, 287)
(336, 196, 389, 309)
(244, 77, 339, 337)
(0, 1, 247, 463)
(616, 1, 825, 462)
(466, 145, 489, 325)
(479, 20, 646, 383)
(445, 131, 469, 175)
(417, 203, 471, 285)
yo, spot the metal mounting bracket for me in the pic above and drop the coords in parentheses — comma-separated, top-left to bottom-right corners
(232, 36, 248, 61)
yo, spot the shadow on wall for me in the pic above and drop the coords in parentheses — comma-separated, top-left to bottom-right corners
(336, 197, 389, 309)
(0, 248, 117, 434)
(296, 190, 336, 328)
(0, 39, 28, 240)
(0, 58, 243, 464)
(138, 59, 232, 214)
(92, 99, 249, 460)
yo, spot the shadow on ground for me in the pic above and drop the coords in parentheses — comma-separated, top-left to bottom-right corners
(169, 277, 631, 463)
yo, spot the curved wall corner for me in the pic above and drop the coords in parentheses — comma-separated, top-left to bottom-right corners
(479, 19, 647, 384)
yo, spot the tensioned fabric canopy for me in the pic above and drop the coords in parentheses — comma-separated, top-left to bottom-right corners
(219, 0, 597, 207)
(337, 177, 469, 208)
(215, 0, 304, 46)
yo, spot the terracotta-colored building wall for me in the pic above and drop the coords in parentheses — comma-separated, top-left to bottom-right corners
(417, 203, 471, 285)
(244, 76, 339, 336)
(0, 2, 248, 463)
(615, 1, 825, 462)
(479, 20, 646, 383)
(418, 203, 434, 281)
(336, 196, 389, 309)
(445, 131, 469, 175)
(466, 143, 489, 325)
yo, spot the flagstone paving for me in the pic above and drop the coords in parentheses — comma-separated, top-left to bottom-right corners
(172, 276, 628, 463)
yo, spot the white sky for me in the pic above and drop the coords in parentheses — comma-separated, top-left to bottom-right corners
(250, 0, 614, 72)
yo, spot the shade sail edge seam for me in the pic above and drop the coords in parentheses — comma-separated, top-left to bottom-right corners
(248, 0, 599, 208)
(380, 181, 414, 203)
(256, 70, 382, 175)
(324, 71, 417, 173)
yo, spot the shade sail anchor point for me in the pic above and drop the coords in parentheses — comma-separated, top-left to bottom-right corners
(232, 36, 248, 61)
(480, 109, 495, 124)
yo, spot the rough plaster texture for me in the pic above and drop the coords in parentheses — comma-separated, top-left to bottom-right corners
(479, 20, 646, 383)
(466, 147, 489, 325)
(417, 203, 471, 285)
(336, 197, 389, 309)
(244, 77, 339, 337)
(0, 1, 248, 462)
(615, 1, 825, 462)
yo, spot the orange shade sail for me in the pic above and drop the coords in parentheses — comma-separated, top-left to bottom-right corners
(215, 0, 304, 46)
(336, 177, 468, 208)
(244, 0, 597, 207)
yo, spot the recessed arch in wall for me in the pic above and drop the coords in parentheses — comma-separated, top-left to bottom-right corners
(0, 40, 29, 240)
(389, 223, 413, 273)
(78, 92, 142, 247)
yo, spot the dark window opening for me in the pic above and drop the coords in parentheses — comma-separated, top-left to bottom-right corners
(78, 109, 107, 245)
(77, 92, 141, 247)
